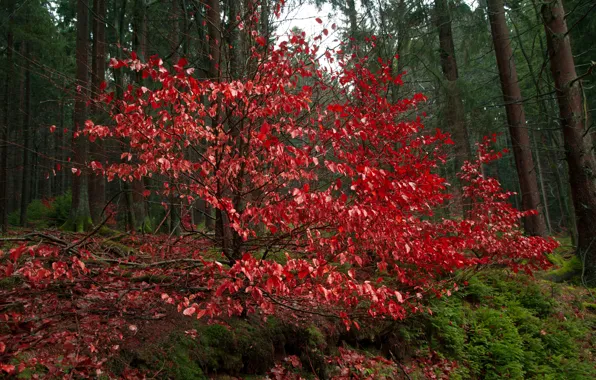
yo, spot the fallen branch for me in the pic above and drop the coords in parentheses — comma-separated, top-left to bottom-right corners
(89, 257, 206, 268)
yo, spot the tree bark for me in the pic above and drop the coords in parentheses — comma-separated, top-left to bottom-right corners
(90, 0, 107, 223)
(130, 0, 149, 231)
(204, 0, 221, 235)
(0, 27, 13, 232)
(346, 0, 358, 38)
(206, 0, 221, 80)
(434, 0, 471, 216)
(67, 0, 93, 232)
(487, 0, 547, 236)
(542, 0, 596, 281)
(19, 44, 32, 227)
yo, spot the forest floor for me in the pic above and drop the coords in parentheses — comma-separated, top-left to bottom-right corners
(98, 237, 596, 379)
(2, 233, 596, 379)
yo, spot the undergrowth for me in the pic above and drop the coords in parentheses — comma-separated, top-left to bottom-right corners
(104, 264, 596, 379)
(418, 269, 596, 379)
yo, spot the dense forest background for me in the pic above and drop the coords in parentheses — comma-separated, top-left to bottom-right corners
(1, 0, 596, 378)
(0, 0, 595, 241)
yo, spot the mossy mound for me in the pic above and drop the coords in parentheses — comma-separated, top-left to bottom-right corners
(106, 258, 596, 379)
(417, 270, 596, 379)
(109, 314, 333, 379)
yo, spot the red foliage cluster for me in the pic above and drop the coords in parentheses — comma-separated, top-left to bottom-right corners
(87, 32, 556, 320)
(0, 30, 557, 377)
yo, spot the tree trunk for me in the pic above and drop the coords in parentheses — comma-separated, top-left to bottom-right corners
(391, 0, 409, 103)
(19, 44, 32, 227)
(434, 0, 471, 216)
(0, 27, 13, 232)
(167, 0, 182, 236)
(111, 0, 136, 230)
(542, 0, 596, 281)
(130, 0, 149, 231)
(346, 0, 358, 38)
(67, 0, 93, 232)
(532, 131, 552, 233)
(90, 0, 107, 223)
(206, 0, 221, 80)
(206, 0, 221, 236)
(260, 0, 270, 43)
(487, 0, 548, 236)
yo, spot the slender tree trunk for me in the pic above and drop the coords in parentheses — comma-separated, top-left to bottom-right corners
(59, 81, 68, 196)
(168, 0, 182, 235)
(206, 0, 221, 236)
(90, 0, 107, 223)
(206, 0, 221, 80)
(434, 0, 471, 216)
(391, 0, 409, 103)
(512, 13, 559, 234)
(68, 0, 93, 232)
(130, 0, 148, 231)
(19, 44, 32, 226)
(346, 0, 358, 38)
(260, 0, 270, 43)
(111, 0, 136, 230)
(487, 0, 547, 236)
(0, 28, 13, 232)
(532, 132, 552, 233)
(542, 0, 596, 281)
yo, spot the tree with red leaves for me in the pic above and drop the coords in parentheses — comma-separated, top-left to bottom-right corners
(0, 28, 557, 378)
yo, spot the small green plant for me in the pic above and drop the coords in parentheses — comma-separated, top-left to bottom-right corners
(8, 192, 72, 228)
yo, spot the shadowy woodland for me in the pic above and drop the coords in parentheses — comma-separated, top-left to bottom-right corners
(1, 0, 595, 378)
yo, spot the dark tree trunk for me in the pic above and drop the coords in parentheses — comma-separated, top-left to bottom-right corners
(19, 44, 32, 226)
(205, 0, 221, 236)
(391, 0, 409, 102)
(68, 0, 93, 232)
(111, 0, 136, 230)
(58, 80, 68, 196)
(346, 0, 358, 37)
(487, 0, 547, 236)
(167, 0, 182, 236)
(434, 0, 471, 216)
(542, 0, 596, 281)
(260, 0, 270, 43)
(90, 0, 107, 223)
(206, 0, 221, 80)
(130, 0, 149, 231)
(0, 28, 13, 232)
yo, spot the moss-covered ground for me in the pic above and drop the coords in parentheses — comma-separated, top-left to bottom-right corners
(98, 238, 596, 379)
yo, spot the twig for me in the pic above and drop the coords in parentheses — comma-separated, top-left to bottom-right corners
(389, 350, 412, 380)
(568, 61, 596, 88)
(0, 232, 69, 247)
(64, 216, 110, 252)
(91, 257, 206, 268)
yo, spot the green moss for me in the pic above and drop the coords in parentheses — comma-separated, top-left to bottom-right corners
(546, 255, 582, 283)
(415, 270, 596, 379)
(306, 324, 326, 348)
(0, 275, 22, 290)
(61, 214, 93, 233)
(197, 324, 241, 373)
(582, 302, 596, 312)
(140, 217, 153, 233)
(167, 337, 206, 379)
